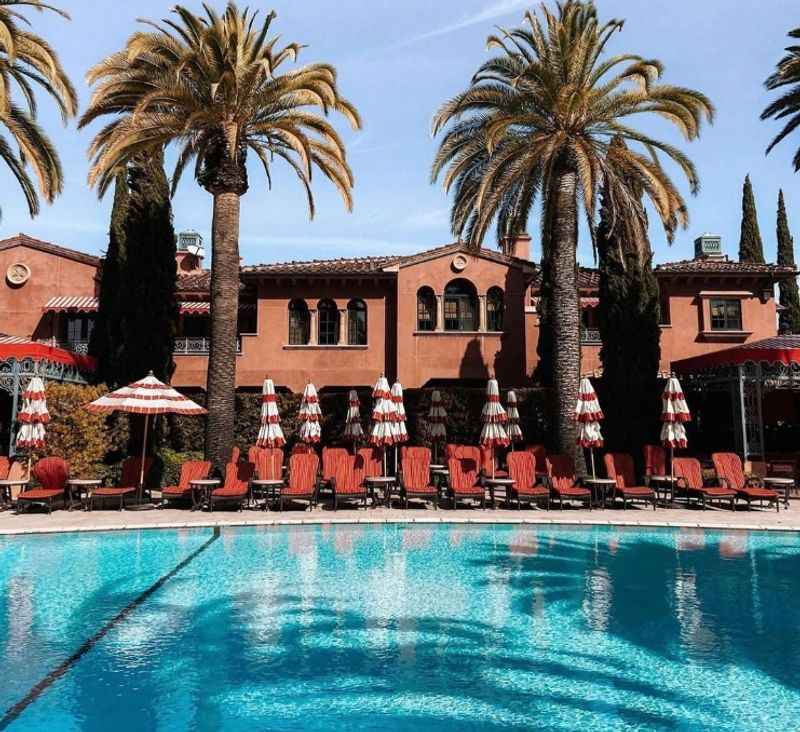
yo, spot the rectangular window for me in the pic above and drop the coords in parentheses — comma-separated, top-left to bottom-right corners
(709, 298, 742, 331)
(444, 297, 476, 331)
(659, 294, 671, 326)
(318, 309, 339, 345)
(417, 298, 435, 331)
(65, 316, 94, 342)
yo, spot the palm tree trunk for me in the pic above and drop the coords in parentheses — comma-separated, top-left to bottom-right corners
(549, 162, 586, 473)
(205, 190, 241, 472)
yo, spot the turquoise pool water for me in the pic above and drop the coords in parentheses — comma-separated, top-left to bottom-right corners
(0, 523, 799, 731)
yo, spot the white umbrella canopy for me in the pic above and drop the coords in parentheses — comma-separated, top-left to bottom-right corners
(575, 377, 604, 477)
(86, 371, 207, 501)
(427, 390, 447, 443)
(390, 382, 408, 444)
(480, 378, 509, 478)
(370, 375, 395, 447)
(16, 377, 49, 455)
(660, 376, 690, 449)
(343, 390, 364, 444)
(298, 382, 322, 444)
(256, 378, 285, 448)
(506, 390, 523, 446)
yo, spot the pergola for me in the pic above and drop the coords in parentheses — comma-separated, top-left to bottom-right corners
(0, 336, 95, 455)
(672, 336, 800, 459)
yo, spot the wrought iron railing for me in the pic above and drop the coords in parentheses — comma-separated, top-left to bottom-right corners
(580, 327, 601, 345)
(56, 339, 90, 355)
(173, 336, 242, 355)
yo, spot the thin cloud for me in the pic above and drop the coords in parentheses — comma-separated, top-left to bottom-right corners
(394, 0, 529, 48)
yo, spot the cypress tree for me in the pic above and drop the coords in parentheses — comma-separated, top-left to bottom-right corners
(119, 148, 179, 383)
(738, 174, 766, 263)
(777, 189, 800, 333)
(89, 173, 129, 387)
(597, 183, 662, 461)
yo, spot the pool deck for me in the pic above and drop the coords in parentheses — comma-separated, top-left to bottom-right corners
(1, 500, 799, 535)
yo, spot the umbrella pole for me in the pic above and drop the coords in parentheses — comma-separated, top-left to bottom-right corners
(383, 447, 387, 478)
(492, 446, 495, 480)
(590, 448, 596, 479)
(139, 413, 149, 505)
(26, 455, 31, 482)
(670, 445, 675, 505)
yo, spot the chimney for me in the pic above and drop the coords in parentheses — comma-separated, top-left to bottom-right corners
(500, 232, 531, 260)
(176, 230, 205, 274)
(693, 233, 724, 260)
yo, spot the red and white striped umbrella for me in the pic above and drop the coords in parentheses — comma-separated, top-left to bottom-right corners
(390, 382, 408, 444)
(506, 390, 523, 445)
(480, 378, 509, 448)
(370, 374, 395, 447)
(86, 372, 206, 415)
(575, 377, 603, 448)
(256, 378, 285, 448)
(660, 376, 690, 449)
(343, 390, 364, 443)
(298, 382, 322, 444)
(427, 390, 447, 443)
(16, 377, 49, 451)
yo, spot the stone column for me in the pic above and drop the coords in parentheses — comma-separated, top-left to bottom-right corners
(308, 309, 318, 345)
(435, 294, 444, 332)
(478, 294, 487, 332)
(338, 309, 347, 345)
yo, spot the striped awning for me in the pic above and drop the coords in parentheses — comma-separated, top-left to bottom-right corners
(0, 334, 34, 345)
(43, 295, 98, 313)
(179, 301, 210, 315)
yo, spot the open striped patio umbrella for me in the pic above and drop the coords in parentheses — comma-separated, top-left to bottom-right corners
(575, 377, 603, 478)
(256, 378, 285, 448)
(370, 374, 395, 475)
(86, 372, 206, 503)
(480, 378, 509, 478)
(661, 376, 691, 487)
(298, 382, 322, 444)
(427, 390, 447, 463)
(16, 377, 49, 476)
(343, 390, 364, 449)
(506, 390, 523, 448)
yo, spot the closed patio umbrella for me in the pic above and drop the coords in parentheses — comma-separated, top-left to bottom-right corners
(661, 375, 691, 489)
(256, 378, 285, 448)
(16, 377, 49, 477)
(298, 382, 322, 444)
(506, 390, 523, 448)
(370, 374, 395, 475)
(391, 381, 408, 473)
(343, 390, 364, 450)
(575, 377, 603, 478)
(86, 371, 206, 506)
(480, 378, 509, 478)
(427, 390, 447, 463)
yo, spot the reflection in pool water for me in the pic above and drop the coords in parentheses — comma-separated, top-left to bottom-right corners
(1, 524, 799, 731)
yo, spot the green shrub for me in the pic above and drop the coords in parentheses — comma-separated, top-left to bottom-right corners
(155, 447, 205, 488)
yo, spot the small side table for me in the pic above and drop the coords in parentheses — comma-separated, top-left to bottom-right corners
(584, 477, 616, 508)
(431, 469, 449, 500)
(251, 479, 284, 510)
(189, 478, 220, 511)
(364, 476, 396, 508)
(66, 479, 101, 511)
(0, 479, 28, 510)
(647, 475, 677, 505)
(485, 477, 515, 509)
(763, 476, 794, 509)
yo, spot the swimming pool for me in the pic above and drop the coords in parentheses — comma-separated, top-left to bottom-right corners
(0, 523, 798, 731)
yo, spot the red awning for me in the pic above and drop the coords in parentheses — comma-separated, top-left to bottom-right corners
(0, 335, 95, 371)
(672, 336, 800, 373)
(43, 295, 98, 313)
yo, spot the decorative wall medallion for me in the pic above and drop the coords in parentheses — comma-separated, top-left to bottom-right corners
(6, 262, 30, 286)
(452, 254, 469, 272)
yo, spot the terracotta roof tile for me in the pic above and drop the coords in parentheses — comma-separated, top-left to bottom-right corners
(176, 271, 211, 293)
(241, 255, 397, 276)
(0, 233, 100, 267)
(530, 267, 598, 290)
(654, 258, 796, 276)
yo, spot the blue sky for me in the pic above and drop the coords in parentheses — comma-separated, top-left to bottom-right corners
(2, 0, 799, 267)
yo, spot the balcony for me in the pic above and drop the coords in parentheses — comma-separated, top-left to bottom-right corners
(173, 336, 242, 355)
(55, 339, 90, 355)
(580, 327, 601, 345)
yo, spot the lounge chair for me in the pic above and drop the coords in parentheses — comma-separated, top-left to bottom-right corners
(401, 446, 430, 462)
(357, 446, 383, 478)
(280, 453, 320, 511)
(603, 453, 657, 510)
(160, 460, 212, 507)
(544, 455, 591, 510)
(480, 445, 508, 478)
(249, 446, 284, 480)
(0, 457, 9, 480)
(525, 444, 547, 464)
(210, 461, 256, 511)
(400, 447, 438, 509)
(331, 453, 368, 510)
(230, 446, 241, 463)
(506, 452, 549, 510)
(445, 444, 481, 464)
(16, 457, 68, 514)
(643, 444, 667, 480)
(672, 457, 735, 510)
(712, 452, 780, 511)
(446, 456, 486, 509)
(91, 457, 153, 511)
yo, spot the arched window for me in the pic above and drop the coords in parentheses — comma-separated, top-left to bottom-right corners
(318, 299, 340, 345)
(444, 279, 478, 331)
(417, 286, 436, 331)
(288, 299, 310, 345)
(347, 299, 367, 345)
(487, 287, 504, 331)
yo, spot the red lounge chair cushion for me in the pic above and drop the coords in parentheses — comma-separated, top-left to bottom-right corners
(332, 455, 366, 495)
(284, 453, 319, 496)
(712, 452, 747, 491)
(163, 460, 212, 497)
(698, 486, 736, 497)
(33, 457, 69, 491)
(322, 448, 349, 482)
(249, 447, 284, 481)
(357, 448, 383, 479)
(94, 487, 137, 496)
(643, 445, 667, 476)
(402, 450, 434, 493)
(18, 489, 63, 500)
(212, 487, 247, 498)
(737, 486, 778, 499)
(162, 484, 189, 496)
(553, 485, 591, 497)
(507, 452, 535, 491)
(213, 462, 255, 498)
(0, 457, 9, 481)
(546, 455, 586, 496)
(618, 486, 655, 497)
(448, 457, 482, 495)
(516, 484, 549, 497)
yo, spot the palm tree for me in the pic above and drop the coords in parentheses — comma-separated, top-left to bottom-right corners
(0, 0, 77, 217)
(762, 27, 800, 170)
(80, 3, 361, 470)
(431, 1, 712, 463)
